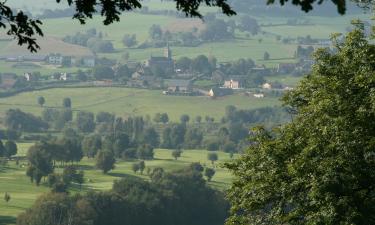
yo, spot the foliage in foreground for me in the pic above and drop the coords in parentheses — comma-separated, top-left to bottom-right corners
(17, 165, 228, 225)
(225, 22, 375, 225)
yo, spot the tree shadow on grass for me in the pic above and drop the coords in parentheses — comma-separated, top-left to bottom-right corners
(76, 165, 95, 170)
(107, 172, 138, 179)
(0, 216, 16, 225)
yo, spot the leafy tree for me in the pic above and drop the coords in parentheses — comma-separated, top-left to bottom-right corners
(122, 34, 137, 47)
(160, 113, 169, 124)
(195, 115, 202, 123)
(26, 142, 54, 185)
(206, 139, 220, 151)
(16, 193, 95, 225)
(115, 64, 131, 79)
(149, 24, 163, 40)
(76, 111, 95, 133)
(87, 39, 114, 53)
(96, 150, 115, 174)
(113, 133, 130, 157)
(4, 192, 10, 203)
(162, 127, 173, 148)
(138, 161, 145, 174)
(56, 137, 83, 163)
(204, 167, 215, 181)
(153, 113, 162, 123)
(76, 70, 88, 81)
(4, 140, 17, 158)
(263, 51, 270, 60)
(0, 140, 5, 157)
(200, 19, 233, 41)
(5, 109, 48, 132)
(180, 114, 190, 124)
(225, 23, 375, 225)
(132, 162, 140, 173)
(184, 128, 203, 148)
(176, 57, 192, 72)
(222, 141, 236, 153)
(207, 152, 218, 165)
(141, 127, 160, 147)
(191, 55, 211, 74)
(189, 162, 204, 172)
(96, 112, 115, 123)
(92, 65, 115, 80)
(239, 16, 260, 35)
(172, 149, 182, 160)
(37, 96, 45, 107)
(62, 97, 71, 108)
(137, 144, 154, 160)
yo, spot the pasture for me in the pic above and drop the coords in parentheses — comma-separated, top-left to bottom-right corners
(0, 87, 281, 121)
(0, 148, 236, 224)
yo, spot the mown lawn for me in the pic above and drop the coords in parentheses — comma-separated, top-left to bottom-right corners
(0, 148, 236, 224)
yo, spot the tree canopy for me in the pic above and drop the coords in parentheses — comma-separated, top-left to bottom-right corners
(225, 22, 375, 225)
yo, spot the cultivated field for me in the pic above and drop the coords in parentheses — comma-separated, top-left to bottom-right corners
(0, 87, 281, 121)
(0, 148, 236, 224)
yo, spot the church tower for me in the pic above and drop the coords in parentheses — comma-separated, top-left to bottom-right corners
(164, 43, 172, 59)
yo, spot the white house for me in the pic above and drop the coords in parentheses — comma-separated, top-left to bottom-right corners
(24, 73, 32, 81)
(48, 53, 63, 65)
(262, 83, 272, 89)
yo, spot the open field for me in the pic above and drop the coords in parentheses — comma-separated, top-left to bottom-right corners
(0, 148, 236, 224)
(0, 87, 281, 121)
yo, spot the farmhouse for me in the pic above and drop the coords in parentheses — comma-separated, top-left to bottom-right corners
(48, 53, 64, 65)
(165, 79, 192, 93)
(223, 79, 241, 89)
(262, 83, 272, 89)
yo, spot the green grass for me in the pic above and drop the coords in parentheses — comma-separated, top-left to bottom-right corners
(265, 74, 303, 87)
(0, 148, 236, 224)
(0, 87, 281, 121)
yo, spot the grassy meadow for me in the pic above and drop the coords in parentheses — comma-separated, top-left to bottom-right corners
(0, 87, 281, 121)
(0, 148, 236, 224)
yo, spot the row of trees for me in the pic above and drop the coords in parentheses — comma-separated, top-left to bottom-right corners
(63, 28, 114, 53)
(18, 164, 228, 225)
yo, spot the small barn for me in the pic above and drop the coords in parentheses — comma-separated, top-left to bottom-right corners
(166, 79, 193, 93)
(209, 87, 233, 97)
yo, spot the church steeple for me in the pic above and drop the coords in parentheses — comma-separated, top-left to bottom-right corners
(164, 43, 172, 59)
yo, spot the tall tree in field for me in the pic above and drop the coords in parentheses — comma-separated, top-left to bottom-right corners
(63, 98, 72, 108)
(4, 140, 17, 159)
(26, 142, 54, 185)
(207, 152, 218, 165)
(225, 22, 375, 225)
(37, 96, 45, 107)
(96, 150, 115, 174)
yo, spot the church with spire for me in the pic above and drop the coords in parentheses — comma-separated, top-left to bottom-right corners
(145, 44, 174, 71)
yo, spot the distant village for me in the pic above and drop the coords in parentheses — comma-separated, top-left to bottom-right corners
(0, 44, 313, 98)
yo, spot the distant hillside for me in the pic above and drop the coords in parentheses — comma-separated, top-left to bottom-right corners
(1, 37, 94, 57)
